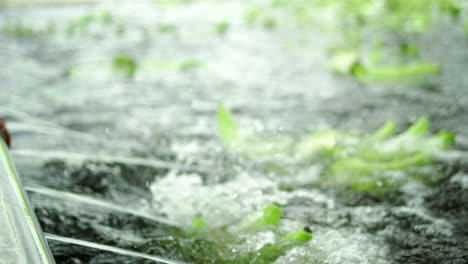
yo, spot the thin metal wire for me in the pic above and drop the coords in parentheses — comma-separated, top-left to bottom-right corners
(44, 232, 186, 264)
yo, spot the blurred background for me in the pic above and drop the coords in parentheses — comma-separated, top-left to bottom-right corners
(0, 0, 467, 263)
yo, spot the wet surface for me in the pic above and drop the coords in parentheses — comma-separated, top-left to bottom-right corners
(1, 0, 468, 263)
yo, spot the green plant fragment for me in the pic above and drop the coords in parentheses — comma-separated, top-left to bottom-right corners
(112, 55, 137, 78)
(405, 117, 429, 136)
(217, 105, 239, 146)
(215, 21, 230, 35)
(251, 202, 282, 229)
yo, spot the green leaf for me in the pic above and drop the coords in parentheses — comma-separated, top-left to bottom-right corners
(372, 121, 396, 139)
(255, 202, 282, 227)
(191, 217, 207, 230)
(283, 227, 313, 243)
(406, 117, 429, 136)
(358, 62, 439, 80)
(112, 55, 137, 78)
(215, 21, 230, 35)
(186, 216, 208, 236)
(252, 227, 312, 264)
(433, 130, 455, 149)
(178, 59, 201, 72)
(217, 105, 239, 146)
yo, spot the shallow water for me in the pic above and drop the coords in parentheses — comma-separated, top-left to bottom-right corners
(1, 0, 467, 263)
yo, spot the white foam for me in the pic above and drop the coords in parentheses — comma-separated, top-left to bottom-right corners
(275, 229, 390, 264)
(450, 172, 468, 189)
(150, 172, 282, 228)
(150, 172, 391, 263)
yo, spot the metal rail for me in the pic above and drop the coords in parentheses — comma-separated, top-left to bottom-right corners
(45, 233, 186, 264)
(0, 139, 55, 263)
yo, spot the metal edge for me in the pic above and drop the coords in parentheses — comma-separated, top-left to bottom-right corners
(0, 139, 55, 264)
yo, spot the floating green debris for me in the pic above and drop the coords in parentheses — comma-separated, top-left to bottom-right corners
(62, 12, 120, 38)
(250, 202, 282, 230)
(273, 0, 460, 79)
(46, 22, 56, 35)
(191, 217, 207, 230)
(78, 14, 94, 34)
(65, 22, 76, 38)
(283, 227, 313, 243)
(178, 59, 201, 72)
(371, 121, 397, 140)
(215, 21, 230, 35)
(181, 202, 311, 264)
(244, 7, 263, 25)
(115, 24, 126, 36)
(2, 21, 61, 38)
(2, 23, 35, 38)
(157, 23, 178, 34)
(246, 227, 312, 264)
(262, 16, 277, 29)
(400, 43, 419, 58)
(217, 105, 239, 146)
(217, 106, 455, 192)
(244, 6, 277, 29)
(298, 118, 454, 192)
(354, 62, 440, 82)
(112, 55, 137, 78)
(187, 216, 208, 235)
(100, 11, 113, 24)
(217, 105, 295, 164)
(330, 49, 439, 82)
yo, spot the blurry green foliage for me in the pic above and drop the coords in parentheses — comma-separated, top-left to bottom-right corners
(217, 104, 239, 146)
(244, 6, 277, 29)
(266, 0, 463, 81)
(330, 46, 439, 82)
(250, 202, 282, 230)
(157, 23, 178, 34)
(2, 23, 36, 38)
(178, 59, 201, 72)
(244, 7, 263, 25)
(115, 24, 126, 36)
(100, 11, 113, 24)
(262, 16, 277, 29)
(46, 22, 56, 35)
(217, 105, 455, 193)
(181, 203, 312, 264)
(62, 11, 119, 38)
(65, 22, 76, 38)
(215, 21, 230, 35)
(112, 55, 137, 78)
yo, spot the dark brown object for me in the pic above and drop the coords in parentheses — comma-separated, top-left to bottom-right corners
(0, 118, 11, 148)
